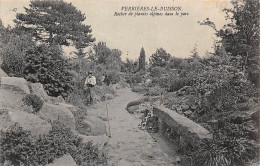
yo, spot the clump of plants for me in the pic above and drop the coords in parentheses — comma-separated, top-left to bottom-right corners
(192, 138, 257, 166)
(23, 94, 44, 112)
(0, 121, 107, 166)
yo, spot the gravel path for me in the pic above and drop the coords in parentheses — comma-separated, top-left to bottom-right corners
(97, 88, 176, 166)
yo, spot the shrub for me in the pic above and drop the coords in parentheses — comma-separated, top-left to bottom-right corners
(0, 121, 107, 166)
(0, 123, 35, 165)
(105, 70, 120, 84)
(23, 94, 44, 112)
(168, 77, 194, 92)
(24, 44, 73, 98)
(0, 30, 35, 76)
(192, 138, 257, 166)
(144, 86, 164, 96)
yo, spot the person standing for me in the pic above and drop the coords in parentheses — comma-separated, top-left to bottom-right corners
(84, 70, 96, 103)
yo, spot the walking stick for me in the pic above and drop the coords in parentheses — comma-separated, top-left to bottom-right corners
(106, 103, 111, 138)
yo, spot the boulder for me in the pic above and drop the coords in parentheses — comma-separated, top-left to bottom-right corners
(46, 154, 77, 166)
(39, 103, 75, 130)
(0, 85, 32, 112)
(82, 115, 106, 136)
(0, 108, 51, 138)
(0, 68, 8, 77)
(30, 83, 50, 102)
(127, 105, 139, 114)
(0, 77, 30, 94)
(49, 96, 65, 105)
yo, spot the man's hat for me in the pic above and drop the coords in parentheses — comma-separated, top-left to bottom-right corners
(88, 70, 93, 74)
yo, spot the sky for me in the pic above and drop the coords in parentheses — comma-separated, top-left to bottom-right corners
(0, 0, 231, 61)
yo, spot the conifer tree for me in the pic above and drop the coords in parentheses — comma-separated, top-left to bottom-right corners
(15, 0, 95, 47)
(139, 47, 146, 71)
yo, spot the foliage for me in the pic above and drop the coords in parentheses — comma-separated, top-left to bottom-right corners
(23, 94, 44, 113)
(121, 58, 139, 73)
(15, 0, 95, 47)
(0, 123, 35, 165)
(24, 44, 73, 98)
(0, 27, 35, 76)
(192, 138, 257, 166)
(104, 70, 120, 85)
(200, 0, 260, 86)
(125, 72, 143, 84)
(0, 121, 107, 166)
(149, 48, 171, 67)
(144, 85, 164, 96)
(139, 47, 146, 71)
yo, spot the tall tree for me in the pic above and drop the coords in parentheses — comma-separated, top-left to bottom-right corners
(149, 48, 171, 67)
(15, 0, 95, 47)
(200, 0, 259, 85)
(139, 47, 146, 71)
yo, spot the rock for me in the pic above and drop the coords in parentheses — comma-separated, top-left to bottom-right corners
(39, 103, 75, 130)
(46, 154, 77, 166)
(127, 105, 139, 114)
(0, 84, 32, 112)
(1, 77, 30, 94)
(105, 93, 114, 100)
(83, 115, 106, 136)
(49, 96, 65, 105)
(183, 110, 192, 116)
(79, 134, 108, 151)
(0, 108, 51, 138)
(58, 103, 78, 114)
(30, 83, 50, 102)
(0, 68, 8, 77)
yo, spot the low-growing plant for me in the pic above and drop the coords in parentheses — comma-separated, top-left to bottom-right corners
(0, 121, 107, 166)
(23, 94, 44, 112)
(192, 138, 257, 166)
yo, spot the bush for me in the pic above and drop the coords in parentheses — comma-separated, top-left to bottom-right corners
(23, 94, 44, 112)
(24, 44, 73, 98)
(144, 86, 164, 96)
(192, 138, 257, 166)
(105, 70, 120, 85)
(0, 30, 35, 76)
(0, 121, 107, 166)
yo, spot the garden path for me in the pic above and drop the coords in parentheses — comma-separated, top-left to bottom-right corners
(90, 88, 177, 166)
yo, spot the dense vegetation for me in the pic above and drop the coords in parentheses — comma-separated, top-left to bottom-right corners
(0, 121, 106, 166)
(126, 0, 259, 165)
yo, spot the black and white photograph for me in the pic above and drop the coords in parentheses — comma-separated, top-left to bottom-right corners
(0, 0, 259, 165)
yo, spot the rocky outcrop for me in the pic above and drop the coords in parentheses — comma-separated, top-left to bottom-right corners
(46, 154, 77, 166)
(30, 83, 50, 102)
(0, 108, 51, 138)
(39, 103, 76, 130)
(153, 105, 212, 149)
(0, 77, 30, 94)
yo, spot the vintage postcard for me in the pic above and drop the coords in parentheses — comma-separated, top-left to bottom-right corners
(0, 0, 259, 166)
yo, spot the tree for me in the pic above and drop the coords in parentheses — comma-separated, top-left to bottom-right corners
(200, 0, 259, 86)
(139, 47, 146, 71)
(93, 42, 111, 64)
(15, 0, 95, 47)
(149, 48, 171, 67)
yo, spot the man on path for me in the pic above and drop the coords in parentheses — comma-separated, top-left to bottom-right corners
(84, 70, 96, 103)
